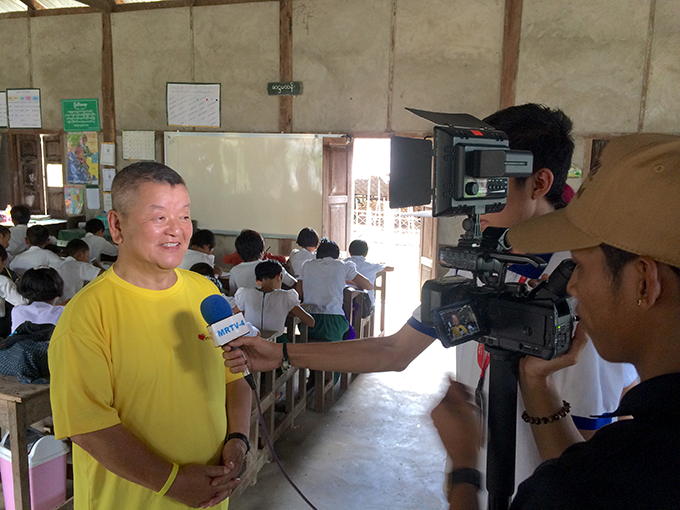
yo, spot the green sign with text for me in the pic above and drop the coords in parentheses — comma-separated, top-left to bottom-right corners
(267, 82, 302, 96)
(61, 99, 100, 132)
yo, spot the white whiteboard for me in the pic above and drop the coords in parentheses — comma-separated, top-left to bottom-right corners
(164, 132, 323, 238)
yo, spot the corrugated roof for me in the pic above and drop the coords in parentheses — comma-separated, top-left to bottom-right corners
(0, 0, 28, 12)
(37, 0, 88, 8)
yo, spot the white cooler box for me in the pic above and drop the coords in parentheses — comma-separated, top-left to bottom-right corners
(0, 428, 70, 510)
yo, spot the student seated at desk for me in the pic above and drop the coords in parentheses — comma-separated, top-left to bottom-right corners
(83, 218, 118, 264)
(288, 227, 319, 277)
(191, 262, 227, 295)
(0, 225, 15, 266)
(179, 229, 221, 276)
(0, 246, 28, 338)
(345, 239, 393, 311)
(9, 225, 64, 276)
(297, 238, 372, 343)
(6, 204, 31, 258)
(57, 239, 104, 301)
(11, 267, 65, 333)
(0, 267, 64, 383)
(234, 260, 314, 343)
(229, 229, 297, 295)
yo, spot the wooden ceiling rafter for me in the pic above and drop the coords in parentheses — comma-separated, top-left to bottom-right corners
(18, 0, 44, 11)
(0, 0, 275, 21)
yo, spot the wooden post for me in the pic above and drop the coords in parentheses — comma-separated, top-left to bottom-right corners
(102, 11, 116, 144)
(279, 0, 293, 133)
(499, 0, 523, 109)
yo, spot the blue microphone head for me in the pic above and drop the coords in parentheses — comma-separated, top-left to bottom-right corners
(200, 294, 233, 325)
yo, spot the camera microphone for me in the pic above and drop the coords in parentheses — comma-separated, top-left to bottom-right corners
(200, 294, 256, 390)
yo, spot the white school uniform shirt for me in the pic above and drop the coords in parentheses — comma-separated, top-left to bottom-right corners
(299, 258, 358, 315)
(0, 275, 29, 318)
(7, 225, 28, 256)
(288, 249, 315, 277)
(57, 256, 102, 300)
(344, 255, 386, 305)
(83, 232, 118, 262)
(11, 301, 64, 333)
(229, 260, 297, 295)
(9, 246, 64, 276)
(234, 287, 300, 337)
(178, 249, 215, 270)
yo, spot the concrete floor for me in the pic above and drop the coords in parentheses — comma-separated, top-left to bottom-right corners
(230, 340, 455, 510)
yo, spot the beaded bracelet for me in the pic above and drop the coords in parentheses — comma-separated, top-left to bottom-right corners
(521, 400, 571, 425)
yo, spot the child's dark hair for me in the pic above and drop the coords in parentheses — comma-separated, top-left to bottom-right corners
(190, 262, 214, 277)
(0, 225, 10, 238)
(255, 260, 283, 281)
(85, 218, 105, 234)
(296, 228, 319, 249)
(235, 229, 264, 262)
(66, 238, 89, 258)
(26, 225, 50, 247)
(0, 245, 7, 262)
(191, 229, 217, 250)
(316, 238, 340, 259)
(10, 204, 31, 225)
(17, 267, 64, 303)
(348, 239, 368, 257)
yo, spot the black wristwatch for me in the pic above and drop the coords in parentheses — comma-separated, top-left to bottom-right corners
(281, 342, 291, 372)
(449, 468, 482, 490)
(226, 433, 250, 456)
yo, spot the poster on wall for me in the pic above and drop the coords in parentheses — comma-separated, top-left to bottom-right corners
(7, 89, 42, 129)
(0, 92, 7, 128)
(122, 130, 155, 160)
(167, 83, 220, 128)
(64, 186, 84, 215)
(61, 98, 100, 132)
(67, 132, 99, 185)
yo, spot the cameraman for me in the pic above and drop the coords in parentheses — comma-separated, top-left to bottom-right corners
(433, 133, 680, 509)
(222, 104, 635, 494)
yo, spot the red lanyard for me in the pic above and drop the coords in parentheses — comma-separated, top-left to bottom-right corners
(477, 343, 490, 380)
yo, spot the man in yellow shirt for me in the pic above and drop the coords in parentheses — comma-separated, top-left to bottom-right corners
(49, 162, 252, 509)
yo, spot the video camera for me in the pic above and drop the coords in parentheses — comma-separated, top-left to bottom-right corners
(390, 108, 574, 360)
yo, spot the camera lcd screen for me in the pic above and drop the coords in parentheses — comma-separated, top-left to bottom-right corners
(433, 301, 484, 348)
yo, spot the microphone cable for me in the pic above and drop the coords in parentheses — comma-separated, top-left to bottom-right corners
(246, 363, 320, 510)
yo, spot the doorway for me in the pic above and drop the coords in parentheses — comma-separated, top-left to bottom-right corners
(350, 138, 423, 335)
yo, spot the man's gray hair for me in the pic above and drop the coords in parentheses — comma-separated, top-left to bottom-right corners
(111, 162, 186, 216)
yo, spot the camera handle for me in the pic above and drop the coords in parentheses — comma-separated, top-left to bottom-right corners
(486, 346, 521, 510)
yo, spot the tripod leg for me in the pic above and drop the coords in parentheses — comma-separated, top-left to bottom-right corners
(486, 349, 520, 510)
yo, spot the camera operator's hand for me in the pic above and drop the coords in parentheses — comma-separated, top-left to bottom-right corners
(431, 378, 481, 469)
(520, 323, 588, 381)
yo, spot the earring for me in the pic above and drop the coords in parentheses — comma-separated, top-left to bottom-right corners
(637, 299, 642, 306)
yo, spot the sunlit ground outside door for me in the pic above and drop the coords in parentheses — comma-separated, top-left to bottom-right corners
(350, 138, 422, 336)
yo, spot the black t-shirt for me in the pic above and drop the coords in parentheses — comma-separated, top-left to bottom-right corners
(511, 373, 680, 509)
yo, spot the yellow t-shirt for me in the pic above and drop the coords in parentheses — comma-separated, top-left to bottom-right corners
(49, 268, 242, 510)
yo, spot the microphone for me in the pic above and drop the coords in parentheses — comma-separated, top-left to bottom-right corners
(200, 294, 256, 390)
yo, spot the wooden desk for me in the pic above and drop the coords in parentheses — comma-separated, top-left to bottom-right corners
(0, 376, 52, 510)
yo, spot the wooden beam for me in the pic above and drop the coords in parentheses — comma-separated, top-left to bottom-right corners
(279, 0, 293, 133)
(499, 0, 523, 109)
(102, 12, 116, 144)
(0, 6, 98, 18)
(75, 0, 111, 12)
(638, 0, 656, 132)
(111, 0, 273, 13)
(18, 0, 42, 10)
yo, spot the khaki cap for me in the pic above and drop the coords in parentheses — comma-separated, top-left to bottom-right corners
(507, 133, 680, 268)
